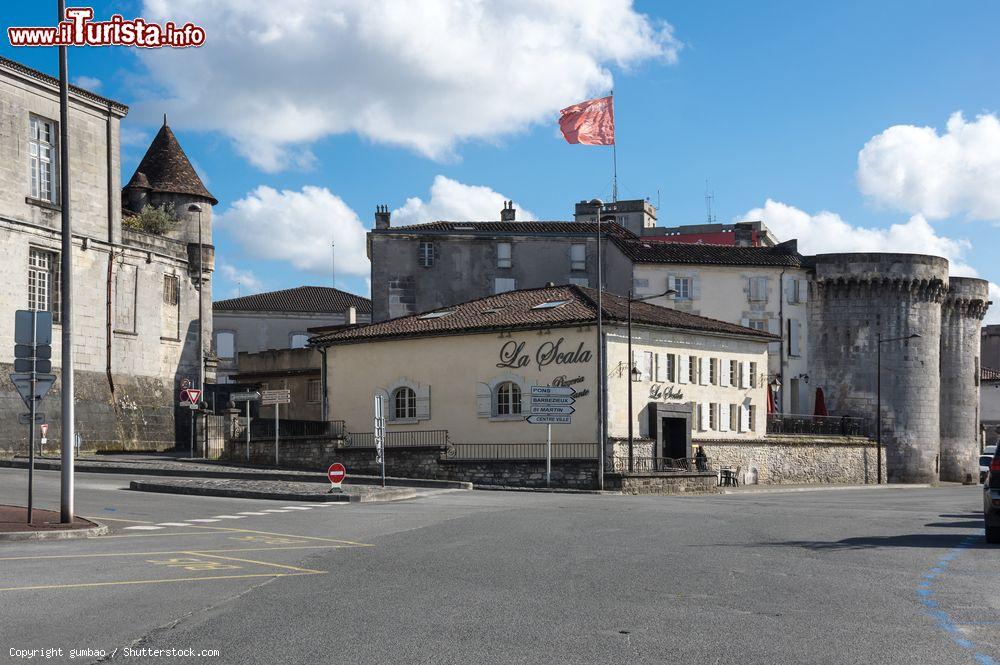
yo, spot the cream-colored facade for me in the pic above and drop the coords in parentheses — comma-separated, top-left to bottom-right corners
(630, 263, 811, 415)
(326, 321, 770, 457)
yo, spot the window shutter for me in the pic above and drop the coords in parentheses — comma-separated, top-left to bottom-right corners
(678, 356, 688, 384)
(720, 359, 730, 387)
(740, 361, 750, 388)
(789, 319, 801, 356)
(475, 382, 491, 418)
(691, 275, 701, 301)
(699, 403, 710, 431)
(740, 317, 750, 329)
(720, 403, 730, 432)
(415, 385, 431, 420)
(699, 358, 709, 385)
(668, 275, 677, 294)
(799, 279, 808, 303)
(655, 353, 666, 382)
(643, 352, 654, 382)
(739, 403, 750, 432)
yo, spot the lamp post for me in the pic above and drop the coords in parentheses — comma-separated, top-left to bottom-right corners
(627, 288, 677, 472)
(588, 199, 606, 490)
(188, 203, 204, 458)
(876, 332, 921, 484)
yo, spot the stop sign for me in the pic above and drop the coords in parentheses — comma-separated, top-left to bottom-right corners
(327, 462, 347, 487)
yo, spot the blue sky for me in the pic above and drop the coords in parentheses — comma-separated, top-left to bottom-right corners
(4, 1, 999, 319)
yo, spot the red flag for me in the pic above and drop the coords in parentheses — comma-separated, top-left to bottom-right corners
(559, 95, 614, 145)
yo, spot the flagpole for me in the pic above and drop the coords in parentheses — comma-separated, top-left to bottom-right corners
(611, 90, 617, 202)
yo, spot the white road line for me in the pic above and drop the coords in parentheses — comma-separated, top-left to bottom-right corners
(261, 509, 292, 513)
(211, 515, 246, 519)
(157, 522, 192, 527)
(237, 512, 269, 516)
(188, 518, 222, 523)
(123, 525, 165, 531)
(282, 506, 313, 510)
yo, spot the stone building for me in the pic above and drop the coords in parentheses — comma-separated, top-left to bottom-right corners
(984, 325, 1000, 370)
(809, 255, 989, 483)
(233, 347, 324, 421)
(0, 55, 214, 453)
(982, 367, 1000, 448)
(213, 286, 370, 383)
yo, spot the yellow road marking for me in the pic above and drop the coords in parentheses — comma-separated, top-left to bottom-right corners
(0, 571, 324, 593)
(0, 545, 355, 562)
(185, 551, 325, 574)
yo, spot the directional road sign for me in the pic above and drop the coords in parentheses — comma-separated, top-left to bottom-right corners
(14, 344, 51, 359)
(261, 389, 291, 405)
(526, 414, 572, 425)
(530, 405, 575, 415)
(10, 373, 57, 408)
(231, 391, 261, 402)
(530, 395, 575, 406)
(531, 386, 575, 396)
(14, 358, 51, 374)
(18, 412, 45, 425)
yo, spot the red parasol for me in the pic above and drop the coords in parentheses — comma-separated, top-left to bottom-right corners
(766, 385, 776, 414)
(814, 387, 828, 417)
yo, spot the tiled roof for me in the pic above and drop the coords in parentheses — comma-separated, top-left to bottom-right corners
(984, 367, 1000, 382)
(376, 220, 637, 239)
(214, 286, 372, 314)
(124, 123, 217, 204)
(312, 284, 776, 346)
(612, 237, 803, 267)
(0, 56, 128, 115)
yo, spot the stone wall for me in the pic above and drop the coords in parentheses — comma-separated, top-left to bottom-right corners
(605, 472, 718, 495)
(699, 435, 884, 485)
(438, 459, 598, 489)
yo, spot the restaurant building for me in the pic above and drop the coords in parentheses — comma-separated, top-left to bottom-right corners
(312, 285, 774, 487)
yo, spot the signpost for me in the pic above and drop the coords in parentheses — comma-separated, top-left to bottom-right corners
(11, 310, 55, 524)
(527, 386, 576, 487)
(232, 391, 261, 462)
(373, 394, 386, 487)
(180, 388, 202, 458)
(261, 389, 291, 465)
(327, 462, 347, 493)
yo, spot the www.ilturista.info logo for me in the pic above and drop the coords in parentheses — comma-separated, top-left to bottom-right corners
(8, 7, 206, 48)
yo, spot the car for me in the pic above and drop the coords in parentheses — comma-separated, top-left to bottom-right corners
(983, 447, 1000, 543)
(982, 450, 996, 483)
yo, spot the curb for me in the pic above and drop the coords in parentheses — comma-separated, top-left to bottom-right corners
(721, 483, 935, 495)
(0, 522, 110, 542)
(1, 458, 472, 491)
(128, 481, 456, 503)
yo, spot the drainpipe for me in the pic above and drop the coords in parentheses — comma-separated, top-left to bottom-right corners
(778, 268, 787, 414)
(318, 346, 328, 422)
(105, 103, 115, 394)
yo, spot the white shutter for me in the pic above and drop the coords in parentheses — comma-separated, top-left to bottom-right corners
(655, 353, 666, 382)
(720, 403, 730, 432)
(741, 317, 750, 328)
(668, 276, 677, 295)
(740, 361, 750, 388)
(678, 356, 689, 384)
(691, 275, 701, 301)
(643, 352, 654, 381)
(789, 319, 801, 356)
(415, 385, 431, 420)
(799, 279, 808, 303)
(720, 359, 730, 387)
(739, 403, 750, 432)
(475, 382, 491, 417)
(699, 403, 710, 431)
(699, 357, 710, 385)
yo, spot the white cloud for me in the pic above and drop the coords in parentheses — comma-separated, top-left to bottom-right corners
(217, 186, 368, 276)
(216, 261, 263, 297)
(740, 199, 977, 275)
(857, 112, 1000, 221)
(391, 175, 535, 225)
(73, 75, 102, 90)
(987, 283, 1000, 325)
(137, 0, 679, 171)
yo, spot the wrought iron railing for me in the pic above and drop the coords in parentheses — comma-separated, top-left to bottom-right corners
(347, 430, 450, 448)
(446, 442, 599, 460)
(609, 456, 706, 473)
(249, 419, 346, 440)
(766, 414, 870, 437)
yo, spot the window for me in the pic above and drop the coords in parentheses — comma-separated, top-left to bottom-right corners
(674, 277, 692, 300)
(215, 331, 235, 359)
(688, 356, 697, 383)
(568, 277, 589, 287)
(749, 362, 758, 388)
(495, 382, 522, 416)
(393, 387, 416, 419)
(570, 244, 586, 271)
(28, 248, 60, 322)
(161, 274, 180, 339)
(709, 358, 717, 385)
(788, 279, 802, 304)
(749, 277, 768, 302)
(114, 263, 137, 333)
(729, 404, 739, 431)
(418, 241, 434, 267)
(709, 403, 718, 431)
(497, 242, 512, 268)
(665, 354, 675, 382)
(29, 116, 57, 203)
(163, 275, 179, 306)
(307, 379, 322, 404)
(633, 278, 649, 290)
(748, 319, 768, 332)
(418, 310, 454, 319)
(787, 319, 801, 357)
(749, 404, 757, 431)
(290, 333, 310, 349)
(494, 277, 516, 294)
(729, 360, 738, 387)
(532, 300, 569, 310)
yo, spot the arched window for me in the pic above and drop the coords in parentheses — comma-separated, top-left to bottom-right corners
(495, 382, 522, 416)
(393, 387, 416, 420)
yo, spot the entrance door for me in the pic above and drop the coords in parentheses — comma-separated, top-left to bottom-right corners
(661, 417, 688, 460)
(790, 378, 800, 414)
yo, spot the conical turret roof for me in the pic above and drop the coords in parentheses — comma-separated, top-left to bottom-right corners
(124, 121, 217, 205)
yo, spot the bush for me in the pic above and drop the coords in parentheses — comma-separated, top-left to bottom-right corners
(125, 203, 178, 234)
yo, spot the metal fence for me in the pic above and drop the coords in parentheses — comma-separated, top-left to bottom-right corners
(249, 419, 346, 440)
(766, 414, 870, 437)
(347, 430, 449, 448)
(447, 442, 599, 460)
(609, 456, 704, 473)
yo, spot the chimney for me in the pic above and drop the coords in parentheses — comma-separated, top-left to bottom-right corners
(346, 306, 357, 325)
(500, 200, 516, 222)
(374, 204, 391, 229)
(734, 222, 755, 247)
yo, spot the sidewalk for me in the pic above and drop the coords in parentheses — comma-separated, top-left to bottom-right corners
(721, 482, 936, 495)
(129, 478, 461, 503)
(0, 505, 108, 541)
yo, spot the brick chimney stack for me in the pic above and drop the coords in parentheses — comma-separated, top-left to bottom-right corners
(500, 200, 516, 222)
(374, 204, 391, 229)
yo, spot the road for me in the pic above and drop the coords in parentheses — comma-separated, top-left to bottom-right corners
(0, 467, 996, 664)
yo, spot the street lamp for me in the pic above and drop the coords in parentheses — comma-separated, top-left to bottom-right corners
(188, 203, 204, 459)
(627, 288, 677, 472)
(588, 199, 606, 490)
(876, 332, 921, 484)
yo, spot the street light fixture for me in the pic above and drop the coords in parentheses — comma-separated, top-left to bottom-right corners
(188, 203, 204, 459)
(626, 288, 677, 472)
(876, 332, 921, 484)
(588, 199, 606, 490)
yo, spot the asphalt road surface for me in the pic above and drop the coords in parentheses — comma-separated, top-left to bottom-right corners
(0, 468, 996, 665)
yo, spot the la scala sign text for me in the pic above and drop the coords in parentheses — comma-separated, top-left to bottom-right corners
(497, 337, 592, 371)
(649, 384, 684, 400)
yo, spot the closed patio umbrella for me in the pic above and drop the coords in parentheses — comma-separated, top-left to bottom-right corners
(766, 385, 776, 414)
(814, 387, 828, 417)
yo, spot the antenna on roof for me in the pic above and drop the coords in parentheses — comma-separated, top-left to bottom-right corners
(331, 241, 336, 289)
(704, 180, 716, 224)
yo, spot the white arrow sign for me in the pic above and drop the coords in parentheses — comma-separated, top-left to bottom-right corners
(530, 405, 575, 415)
(526, 414, 572, 425)
(530, 395, 575, 406)
(531, 386, 575, 396)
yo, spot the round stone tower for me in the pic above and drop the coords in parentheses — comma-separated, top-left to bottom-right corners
(810, 254, 948, 483)
(939, 277, 991, 482)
